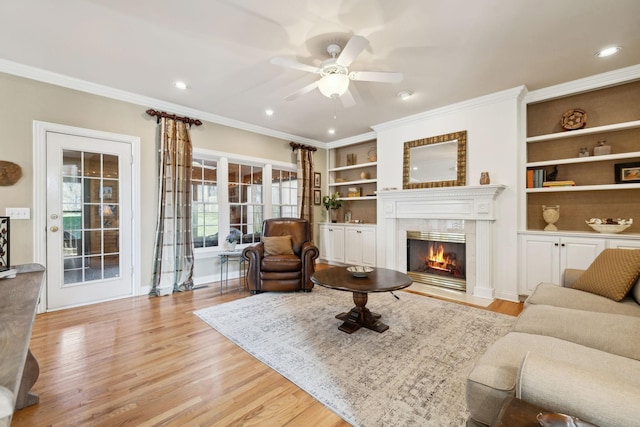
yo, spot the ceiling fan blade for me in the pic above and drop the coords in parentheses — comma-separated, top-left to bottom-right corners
(284, 80, 319, 101)
(349, 71, 403, 83)
(336, 35, 369, 67)
(340, 89, 356, 108)
(270, 57, 320, 74)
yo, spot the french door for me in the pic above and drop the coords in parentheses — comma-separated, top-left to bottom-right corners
(45, 131, 134, 310)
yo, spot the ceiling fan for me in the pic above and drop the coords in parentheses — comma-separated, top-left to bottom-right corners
(270, 35, 403, 107)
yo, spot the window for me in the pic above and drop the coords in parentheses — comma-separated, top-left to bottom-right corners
(192, 158, 218, 248)
(272, 168, 298, 218)
(228, 162, 263, 245)
(191, 150, 297, 251)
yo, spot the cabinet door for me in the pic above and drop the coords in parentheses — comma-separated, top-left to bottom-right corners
(560, 237, 605, 272)
(344, 227, 362, 265)
(360, 227, 376, 266)
(607, 238, 640, 249)
(321, 225, 345, 263)
(520, 234, 560, 294)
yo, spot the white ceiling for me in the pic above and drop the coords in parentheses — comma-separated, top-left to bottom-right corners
(1, 0, 639, 145)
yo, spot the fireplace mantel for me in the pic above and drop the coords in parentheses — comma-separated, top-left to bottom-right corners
(376, 185, 505, 300)
(377, 185, 505, 220)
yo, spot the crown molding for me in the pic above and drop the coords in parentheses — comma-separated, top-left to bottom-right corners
(371, 86, 526, 133)
(0, 58, 324, 146)
(325, 131, 377, 149)
(525, 64, 640, 103)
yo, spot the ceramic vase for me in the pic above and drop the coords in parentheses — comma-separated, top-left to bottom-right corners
(542, 205, 560, 231)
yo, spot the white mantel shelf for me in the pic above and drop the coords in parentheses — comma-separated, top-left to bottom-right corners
(377, 184, 506, 301)
(377, 185, 505, 221)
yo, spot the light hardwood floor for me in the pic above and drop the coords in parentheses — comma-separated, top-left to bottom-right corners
(13, 264, 522, 426)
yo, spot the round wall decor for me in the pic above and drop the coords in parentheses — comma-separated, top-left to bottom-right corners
(0, 161, 22, 186)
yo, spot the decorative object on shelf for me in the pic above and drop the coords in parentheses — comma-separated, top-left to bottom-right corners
(346, 153, 356, 166)
(367, 147, 377, 162)
(561, 108, 587, 130)
(223, 233, 237, 251)
(313, 189, 321, 205)
(614, 162, 640, 184)
(346, 265, 374, 278)
(347, 187, 361, 197)
(578, 147, 589, 157)
(335, 177, 347, 183)
(360, 171, 370, 180)
(479, 172, 490, 185)
(313, 172, 321, 188)
(0, 217, 9, 271)
(586, 218, 632, 234)
(593, 140, 611, 156)
(322, 192, 343, 223)
(542, 205, 560, 231)
(546, 165, 558, 181)
(0, 161, 22, 186)
(344, 210, 352, 223)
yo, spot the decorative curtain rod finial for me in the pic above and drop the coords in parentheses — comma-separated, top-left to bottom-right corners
(146, 108, 203, 127)
(289, 142, 317, 152)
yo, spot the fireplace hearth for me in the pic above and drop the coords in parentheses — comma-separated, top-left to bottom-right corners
(406, 231, 466, 291)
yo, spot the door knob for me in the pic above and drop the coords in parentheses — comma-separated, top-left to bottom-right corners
(50, 226, 59, 232)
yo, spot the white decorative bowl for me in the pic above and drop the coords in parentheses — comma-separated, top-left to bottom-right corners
(587, 223, 631, 234)
(347, 266, 374, 278)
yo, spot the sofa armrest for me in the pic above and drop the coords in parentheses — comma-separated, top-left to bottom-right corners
(562, 268, 584, 288)
(517, 352, 640, 427)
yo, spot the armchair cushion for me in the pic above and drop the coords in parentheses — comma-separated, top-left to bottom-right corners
(263, 235, 294, 256)
(261, 255, 301, 272)
(572, 248, 640, 301)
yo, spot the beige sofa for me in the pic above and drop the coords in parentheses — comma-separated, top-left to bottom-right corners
(466, 268, 640, 426)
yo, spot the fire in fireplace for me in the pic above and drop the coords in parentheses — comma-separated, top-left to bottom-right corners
(406, 231, 466, 291)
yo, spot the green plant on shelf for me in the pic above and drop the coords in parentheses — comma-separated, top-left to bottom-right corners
(322, 192, 343, 211)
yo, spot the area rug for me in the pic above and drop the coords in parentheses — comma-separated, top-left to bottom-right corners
(195, 287, 514, 426)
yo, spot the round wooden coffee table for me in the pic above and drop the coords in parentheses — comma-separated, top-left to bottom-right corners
(311, 267, 412, 333)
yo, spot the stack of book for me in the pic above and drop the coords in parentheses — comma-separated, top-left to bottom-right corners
(526, 169, 546, 188)
(542, 180, 576, 187)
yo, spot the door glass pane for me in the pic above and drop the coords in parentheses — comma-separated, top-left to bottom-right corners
(62, 149, 120, 285)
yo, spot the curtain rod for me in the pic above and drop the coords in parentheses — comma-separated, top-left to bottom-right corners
(146, 109, 203, 126)
(289, 142, 317, 152)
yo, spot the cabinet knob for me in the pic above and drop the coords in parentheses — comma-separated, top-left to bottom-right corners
(561, 243, 565, 247)
(357, 230, 362, 233)
(554, 243, 559, 246)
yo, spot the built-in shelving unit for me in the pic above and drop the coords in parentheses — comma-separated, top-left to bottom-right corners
(523, 78, 640, 233)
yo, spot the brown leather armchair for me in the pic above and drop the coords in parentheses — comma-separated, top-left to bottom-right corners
(242, 218, 319, 294)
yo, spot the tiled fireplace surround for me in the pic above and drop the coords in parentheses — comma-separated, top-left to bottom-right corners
(377, 185, 505, 301)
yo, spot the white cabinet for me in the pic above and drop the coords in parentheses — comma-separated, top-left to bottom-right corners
(344, 225, 376, 267)
(319, 223, 376, 266)
(319, 224, 344, 263)
(519, 233, 605, 294)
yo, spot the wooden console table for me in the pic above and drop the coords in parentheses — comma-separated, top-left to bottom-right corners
(0, 264, 44, 427)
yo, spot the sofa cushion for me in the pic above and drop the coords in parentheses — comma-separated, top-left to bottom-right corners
(571, 248, 640, 301)
(513, 304, 640, 360)
(466, 332, 640, 426)
(525, 283, 640, 317)
(260, 254, 301, 271)
(517, 352, 640, 427)
(262, 235, 294, 256)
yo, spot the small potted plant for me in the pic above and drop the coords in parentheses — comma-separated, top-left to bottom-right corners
(322, 192, 343, 223)
(224, 233, 237, 251)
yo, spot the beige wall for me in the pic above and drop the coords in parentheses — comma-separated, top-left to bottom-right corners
(0, 72, 326, 289)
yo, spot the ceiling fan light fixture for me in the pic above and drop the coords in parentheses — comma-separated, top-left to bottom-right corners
(318, 74, 349, 99)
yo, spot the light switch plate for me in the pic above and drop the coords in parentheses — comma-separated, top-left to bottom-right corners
(5, 208, 31, 220)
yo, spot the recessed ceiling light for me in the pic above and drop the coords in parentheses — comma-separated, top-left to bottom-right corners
(595, 46, 622, 58)
(397, 90, 413, 100)
(328, 128, 336, 135)
(265, 109, 274, 116)
(174, 81, 188, 90)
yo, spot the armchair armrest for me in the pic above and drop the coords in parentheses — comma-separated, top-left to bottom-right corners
(300, 241, 319, 291)
(243, 243, 264, 292)
(517, 352, 640, 427)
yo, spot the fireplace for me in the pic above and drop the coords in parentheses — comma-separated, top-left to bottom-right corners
(406, 231, 466, 291)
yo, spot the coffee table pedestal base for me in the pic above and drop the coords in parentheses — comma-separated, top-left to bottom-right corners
(336, 292, 389, 333)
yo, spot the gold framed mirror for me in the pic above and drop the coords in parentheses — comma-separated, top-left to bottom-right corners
(402, 130, 467, 189)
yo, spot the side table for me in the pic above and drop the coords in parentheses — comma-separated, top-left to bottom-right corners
(492, 396, 546, 427)
(218, 251, 246, 294)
